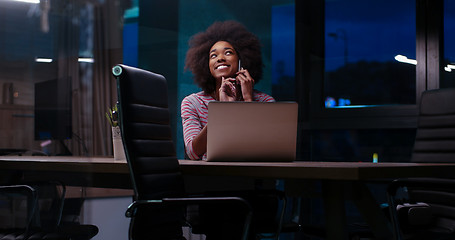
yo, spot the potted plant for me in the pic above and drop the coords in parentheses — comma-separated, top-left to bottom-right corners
(106, 104, 126, 160)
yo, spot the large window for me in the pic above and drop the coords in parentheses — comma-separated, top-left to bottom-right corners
(298, 0, 420, 161)
(324, 0, 416, 108)
(442, 0, 455, 88)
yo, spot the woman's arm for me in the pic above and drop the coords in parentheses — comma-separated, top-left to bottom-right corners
(190, 125, 208, 157)
(181, 96, 207, 160)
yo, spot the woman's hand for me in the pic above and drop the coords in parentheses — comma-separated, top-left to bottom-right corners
(218, 68, 255, 102)
(236, 68, 254, 102)
(219, 76, 239, 101)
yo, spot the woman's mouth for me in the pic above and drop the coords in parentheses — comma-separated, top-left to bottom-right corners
(215, 64, 229, 70)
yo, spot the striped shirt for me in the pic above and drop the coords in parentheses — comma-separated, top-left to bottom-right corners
(181, 90, 275, 160)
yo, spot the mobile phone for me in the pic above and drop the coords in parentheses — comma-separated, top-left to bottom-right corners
(238, 59, 242, 72)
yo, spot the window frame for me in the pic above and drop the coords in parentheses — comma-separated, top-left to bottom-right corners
(296, 0, 443, 130)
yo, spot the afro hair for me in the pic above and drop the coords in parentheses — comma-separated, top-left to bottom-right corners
(184, 20, 263, 93)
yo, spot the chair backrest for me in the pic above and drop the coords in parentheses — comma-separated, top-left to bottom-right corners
(112, 64, 185, 201)
(0, 185, 37, 231)
(412, 88, 455, 163)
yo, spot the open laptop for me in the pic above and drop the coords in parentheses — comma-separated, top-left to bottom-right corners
(206, 101, 298, 162)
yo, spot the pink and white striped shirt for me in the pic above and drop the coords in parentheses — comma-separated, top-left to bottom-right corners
(181, 90, 275, 160)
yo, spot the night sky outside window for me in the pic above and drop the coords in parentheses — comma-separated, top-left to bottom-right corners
(324, 0, 416, 109)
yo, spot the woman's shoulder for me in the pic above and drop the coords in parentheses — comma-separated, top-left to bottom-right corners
(183, 91, 204, 100)
(182, 91, 213, 106)
(253, 90, 275, 102)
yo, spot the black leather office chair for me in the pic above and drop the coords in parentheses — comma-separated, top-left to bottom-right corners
(387, 178, 455, 240)
(0, 184, 69, 240)
(112, 64, 253, 240)
(410, 88, 455, 164)
(387, 88, 455, 240)
(0, 181, 98, 240)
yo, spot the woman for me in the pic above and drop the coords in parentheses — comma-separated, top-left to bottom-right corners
(182, 20, 275, 160)
(181, 21, 282, 240)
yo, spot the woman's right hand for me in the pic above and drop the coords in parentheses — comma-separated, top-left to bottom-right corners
(219, 76, 239, 101)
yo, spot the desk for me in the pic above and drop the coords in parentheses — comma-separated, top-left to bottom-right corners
(2, 156, 455, 181)
(179, 160, 455, 180)
(0, 156, 130, 189)
(182, 160, 455, 240)
(1, 156, 455, 240)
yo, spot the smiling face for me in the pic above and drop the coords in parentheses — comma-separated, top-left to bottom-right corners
(209, 41, 239, 80)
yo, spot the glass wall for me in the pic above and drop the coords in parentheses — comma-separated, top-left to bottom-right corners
(0, 0, 453, 162)
(0, 0, 295, 158)
(0, 0, 124, 156)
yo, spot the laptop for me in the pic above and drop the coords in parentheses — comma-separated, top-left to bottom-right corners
(206, 101, 298, 162)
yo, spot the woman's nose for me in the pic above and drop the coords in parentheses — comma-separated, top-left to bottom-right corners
(217, 55, 226, 62)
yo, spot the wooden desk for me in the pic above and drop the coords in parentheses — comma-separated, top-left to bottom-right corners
(181, 160, 455, 240)
(0, 156, 130, 189)
(2, 156, 455, 182)
(1, 156, 455, 240)
(178, 160, 455, 180)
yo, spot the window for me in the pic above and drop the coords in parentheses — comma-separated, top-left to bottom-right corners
(442, 0, 455, 88)
(299, 0, 419, 130)
(297, 0, 421, 161)
(324, 0, 416, 108)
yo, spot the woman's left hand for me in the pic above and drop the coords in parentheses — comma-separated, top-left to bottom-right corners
(236, 68, 254, 102)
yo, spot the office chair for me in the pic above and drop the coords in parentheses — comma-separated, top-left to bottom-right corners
(0, 184, 69, 240)
(112, 64, 252, 240)
(387, 88, 455, 240)
(3, 181, 99, 240)
(387, 178, 455, 240)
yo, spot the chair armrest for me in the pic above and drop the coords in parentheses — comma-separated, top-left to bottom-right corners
(387, 178, 455, 240)
(0, 184, 36, 196)
(126, 196, 251, 218)
(387, 178, 455, 197)
(126, 196, 252, 240)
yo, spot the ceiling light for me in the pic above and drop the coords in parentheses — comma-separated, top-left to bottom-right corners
(78, 58, 94, 63)
(35, 58, 53, 63)
(11, 0, 40, 3)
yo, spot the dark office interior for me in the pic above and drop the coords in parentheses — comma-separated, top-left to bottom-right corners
(1, 0, 454, 161)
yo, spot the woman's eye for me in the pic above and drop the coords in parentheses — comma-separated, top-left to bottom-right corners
(225, 51, 233, 55)
(210, 54, 216, 59)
